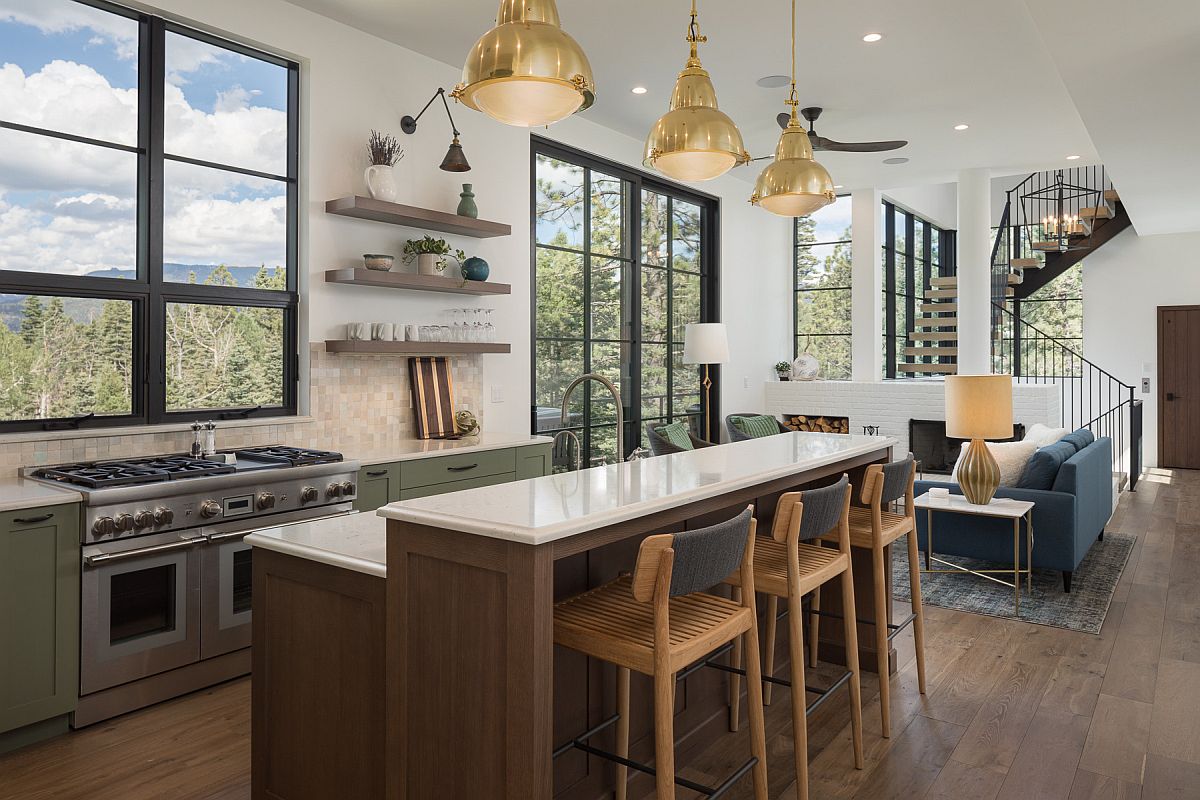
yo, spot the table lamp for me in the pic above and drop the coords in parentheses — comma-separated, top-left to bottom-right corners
(945, 374, 1013, 505)
(683, 323, 729, 442)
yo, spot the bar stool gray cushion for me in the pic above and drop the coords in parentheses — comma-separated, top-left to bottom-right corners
(668, 507, 752, 598)
(879, 455, 916, 504)
(797, 475, 850, 540)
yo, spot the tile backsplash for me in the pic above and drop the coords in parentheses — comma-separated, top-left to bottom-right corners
(0, 344, 483, 477)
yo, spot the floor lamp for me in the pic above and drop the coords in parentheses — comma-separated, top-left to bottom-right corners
(683, 323, 729, 442)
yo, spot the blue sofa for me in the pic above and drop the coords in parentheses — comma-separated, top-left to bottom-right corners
(914, 436, 1113, 592)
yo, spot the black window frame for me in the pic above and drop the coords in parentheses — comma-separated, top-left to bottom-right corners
(530, 136, 720, 464)
(0, 0, 300, 433)
(793, 195, 853, 379)
(882, 201, 955, 379)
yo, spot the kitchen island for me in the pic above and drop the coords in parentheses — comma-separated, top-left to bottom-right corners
(382, 431, 895, 800)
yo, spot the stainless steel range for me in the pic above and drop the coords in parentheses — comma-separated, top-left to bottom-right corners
(25, 445, 359, 727)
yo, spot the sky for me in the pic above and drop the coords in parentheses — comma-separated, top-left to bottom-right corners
(0, 0, 289, 280)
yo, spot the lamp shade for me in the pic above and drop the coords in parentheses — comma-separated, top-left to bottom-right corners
(945, 374, 1013, 439)
(682, 323, 729, 365)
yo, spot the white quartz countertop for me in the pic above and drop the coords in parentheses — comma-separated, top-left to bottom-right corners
(379, 432, 897, 545)
(0, 476, 83, 513)
(244, 511, 385, 577)
(343, 432, 552, 467)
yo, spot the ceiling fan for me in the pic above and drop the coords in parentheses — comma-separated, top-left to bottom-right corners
(774, 106, 907, 153)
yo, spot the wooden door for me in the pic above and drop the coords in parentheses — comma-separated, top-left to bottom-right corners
(1158, 306, 1200, 469)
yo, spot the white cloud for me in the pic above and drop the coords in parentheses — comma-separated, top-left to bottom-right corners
(0, 0, 138, 61)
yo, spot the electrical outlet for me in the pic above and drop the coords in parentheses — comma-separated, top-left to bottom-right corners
(491, 385, 504, 403)
(1141, 377, 1151, 394)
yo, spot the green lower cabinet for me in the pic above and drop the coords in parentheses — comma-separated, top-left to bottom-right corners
(0, 503, 80, 749)
(354, 464, 399, 512)
(515, 442, 553, 480)
(398, 471, 516, 501)
(354, 444, 552, 510)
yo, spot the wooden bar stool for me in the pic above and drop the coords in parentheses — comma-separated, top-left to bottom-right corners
(814, 455, 926, 738)
(552, 507, 769, 800)
(721, 476, 864, 800)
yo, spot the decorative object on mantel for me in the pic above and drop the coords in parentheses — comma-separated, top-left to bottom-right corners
(945, 374, 1013, 505)
(346, 322, 368, 340)
(400, 87, 471, 172)
(456, 183, 478, 218)
(364, 130, 403, 202)
(362, 253, 394, 271)
(774, 361, 792, 381)
(791, 335, 820, 380)
(453, 409, 480, 437)
(408, 357, 459, 439)
(682, 322, 729, 442)
(452, 0, 594, 128)
(460, 256, 490, 282)
(403, 235, 466, 276)
(862, 424, 880, 436)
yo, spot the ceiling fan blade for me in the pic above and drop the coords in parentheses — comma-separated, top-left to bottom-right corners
(776, 112, 791, 130)
(814, 137, 908, 153)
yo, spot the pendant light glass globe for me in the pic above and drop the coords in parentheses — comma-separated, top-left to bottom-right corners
(452, 0, 595, 128)
(643, 1, 748, 182)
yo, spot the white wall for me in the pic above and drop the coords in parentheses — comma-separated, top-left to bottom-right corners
(883, 182, 958, 230)
(138, 0, 791, 439)
(1083, 227, 1200, 468)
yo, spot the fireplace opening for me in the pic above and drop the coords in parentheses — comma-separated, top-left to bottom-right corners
(909, 419, 1026, 475)
(784, 414, 850, 434)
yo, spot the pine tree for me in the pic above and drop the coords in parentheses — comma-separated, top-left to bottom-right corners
(19, 296, 44, 345)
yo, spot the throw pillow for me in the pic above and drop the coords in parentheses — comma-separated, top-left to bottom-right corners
(732, 415, 780, 439)
(1023, 422, 1070, 447)
(1016, 440, 1077, 490)
(1060, 428, 1095, 453)
(658, 422, 693, 451)
(951, 439, 1038, 488)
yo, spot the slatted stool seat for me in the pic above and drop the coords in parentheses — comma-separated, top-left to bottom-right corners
(718, 476, 865, 800)
(552, 507, 769, 800)
(814, 455, 926, 738)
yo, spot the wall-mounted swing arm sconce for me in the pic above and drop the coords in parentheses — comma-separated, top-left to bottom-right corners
(400, 87, 471, 172)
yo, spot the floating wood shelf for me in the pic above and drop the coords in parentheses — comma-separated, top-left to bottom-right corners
(325, 269, 511, 296)
(325, 340, 511, 355)
(325, 196, 511, 238)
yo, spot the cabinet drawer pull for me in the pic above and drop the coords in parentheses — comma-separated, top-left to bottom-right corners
(13, 513, 53, 525)
(366, 470, 388, 477)
(446, 463, 479, 472)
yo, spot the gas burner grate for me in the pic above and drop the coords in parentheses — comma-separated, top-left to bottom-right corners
(34, 456, 234, 488)
(232, 445, 343, 467)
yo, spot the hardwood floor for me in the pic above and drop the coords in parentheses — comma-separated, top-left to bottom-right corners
(1, 468, 1198, 800)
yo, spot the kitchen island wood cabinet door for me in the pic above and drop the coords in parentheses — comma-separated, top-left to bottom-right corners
(0, 503, 80, 749)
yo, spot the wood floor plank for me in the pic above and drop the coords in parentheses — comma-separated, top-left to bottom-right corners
(1100, 583, 1167, 704)
(918, 626, 1017, 727)
(1141, 754, 1200, 800)
(951, 654, 1056, 772)
(1160, 618, 1200, 664)
(923, 757, 1005, 800)
(1067, 768, 1143, 800)
(1146, 659, 1200, 766)
(1040, 658, 1107, 717)
(845, 714, 965, 800)
(1078, 693, 1154, 784)
(995, 707, 1091, 800)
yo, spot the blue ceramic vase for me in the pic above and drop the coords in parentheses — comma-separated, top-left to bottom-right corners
(461, 256, 490, 282)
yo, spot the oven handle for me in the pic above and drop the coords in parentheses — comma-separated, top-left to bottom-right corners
(207, 529, 250, 543)
(84, 537, 201, 566)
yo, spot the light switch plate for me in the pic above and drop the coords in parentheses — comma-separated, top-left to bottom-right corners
(1142, 377, 1151, 394)
(491, 385, 504, 403)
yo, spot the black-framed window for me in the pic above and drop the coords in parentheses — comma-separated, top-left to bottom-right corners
(882, 201, 954, 378)
(793, 195, 852, 379)
(0, 0, 298, 432)
(532, 137, 719, 468)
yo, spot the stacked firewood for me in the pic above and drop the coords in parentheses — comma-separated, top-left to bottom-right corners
(784, 415, 850, 434)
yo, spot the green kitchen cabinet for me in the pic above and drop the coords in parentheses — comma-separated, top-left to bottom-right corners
(0, 503, 80, 750)
(353, 444, 551, 511)
(398, 471, 516, 500)
(515, 442, 553, 480)
(399, 448, 515, 491)
(354, 463, 400, 513)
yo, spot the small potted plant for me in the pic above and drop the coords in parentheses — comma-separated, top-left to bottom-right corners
(403, 235, 466, 276)
(775, 361, 792, 381)
(365, 130, 404, 202)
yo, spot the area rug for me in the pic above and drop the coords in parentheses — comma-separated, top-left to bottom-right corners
(891, 532, 1134, 634)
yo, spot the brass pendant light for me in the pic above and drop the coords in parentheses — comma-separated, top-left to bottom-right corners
(452, 0, 595, 128)
(643, 0, 749, 182)
(750, 0, 836, 216)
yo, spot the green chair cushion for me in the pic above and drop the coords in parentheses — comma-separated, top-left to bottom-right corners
(731, 415, 780, 439)
(657, 422, 694, 450)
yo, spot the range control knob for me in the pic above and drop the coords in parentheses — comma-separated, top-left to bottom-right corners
(133, 510, 154, 529)
(326, 483, 342, 499)
(114, 513, 134, 532)
(154, 507, 174, 525)
(92, 516, 115, 537)
(257, 492, 276, 510)
(339, 481, 356, 496)
(300, 486, 319, 504)
(199, 500, 221, 519)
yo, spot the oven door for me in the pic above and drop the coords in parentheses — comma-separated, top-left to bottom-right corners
(199, 506, 356, 659)
(80, 531, 204, 695)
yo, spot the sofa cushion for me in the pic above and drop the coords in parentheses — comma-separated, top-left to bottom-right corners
(951, 439, 1038, 487)
(730, 415, 780, 439)
(1023, 422, 1070, 447)
(657, 422, 694, 451)
(1060, 428, 1095, 453)
(1017, 440, 1076, 490)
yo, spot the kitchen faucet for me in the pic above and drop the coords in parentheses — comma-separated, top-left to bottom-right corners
(558, 372, 625, 464)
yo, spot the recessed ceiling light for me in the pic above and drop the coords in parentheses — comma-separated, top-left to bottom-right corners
(756, 75, 790, 88)
(883, 157, 909, 165)
(631, 86, 647, 95)
(862, 32, 883, 42)
(954, 123, 969, 131)
(1066, 154, 1081, 160)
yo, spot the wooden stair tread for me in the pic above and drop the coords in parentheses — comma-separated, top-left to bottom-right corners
(1031, 241, 1065, 251)
(1079, 205, 1114, 220)
(1011, 257, 1041, 268)
(904, 346, 958, 357)
(909, 331, 957, 341)
(930, 276, 957, 288)
(1104, 188, 1120, 202)
(914, 318, 957, 329)
(919, 302, 958, 313)
(924, 288, 1013, 299)
(901, 362, 958, 374)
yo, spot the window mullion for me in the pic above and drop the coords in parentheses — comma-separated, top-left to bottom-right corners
(146, 15, 167, 423)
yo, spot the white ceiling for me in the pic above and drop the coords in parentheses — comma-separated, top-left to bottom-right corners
(282, 0, 1199, 234)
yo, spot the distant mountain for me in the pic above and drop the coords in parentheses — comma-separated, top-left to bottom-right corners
(0, 264, 277, 331)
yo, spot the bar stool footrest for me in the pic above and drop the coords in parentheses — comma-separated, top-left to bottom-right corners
(559, 735, 758, 797)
